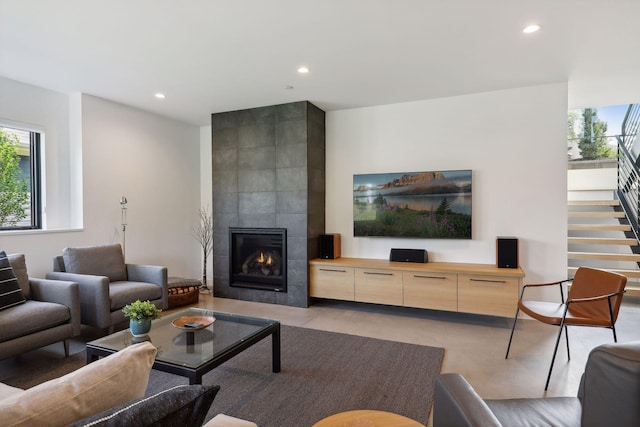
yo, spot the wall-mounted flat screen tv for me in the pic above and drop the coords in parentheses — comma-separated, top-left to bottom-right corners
(353, 170, 472, 239)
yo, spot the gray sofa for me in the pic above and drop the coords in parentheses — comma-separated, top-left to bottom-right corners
(434, 341, 640, 427)
(46, 244, 168, 331)
(0, 253, 80, 359)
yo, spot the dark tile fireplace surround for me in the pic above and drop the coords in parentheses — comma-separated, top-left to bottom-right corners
(212, 101, 325, 307)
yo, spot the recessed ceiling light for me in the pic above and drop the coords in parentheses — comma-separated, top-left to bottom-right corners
(523, 24, 541, 34)
(297, 67, 309, 74)
(154, 93, 166, 99)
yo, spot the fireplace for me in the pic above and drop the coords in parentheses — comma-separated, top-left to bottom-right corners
(229, 228, 287, 292)
(212, 101, 325, 307)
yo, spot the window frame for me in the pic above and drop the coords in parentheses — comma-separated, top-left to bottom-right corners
(0, 123, 43, 231)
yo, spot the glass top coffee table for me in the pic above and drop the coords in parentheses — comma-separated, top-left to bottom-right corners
(86, 308, 280, 384)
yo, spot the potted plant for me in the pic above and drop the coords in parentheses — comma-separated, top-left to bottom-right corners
(122, 300, 161, 337)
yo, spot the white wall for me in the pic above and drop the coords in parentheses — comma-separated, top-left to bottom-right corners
(1, 77, 203, 279)
(0, 77, 570, 291)
(80, 95, 201, 276)
(200, 125, 213, 287)
(326, 83, 568, 285)
(567, 168, 616, 201)
(0, 76, 77, 230)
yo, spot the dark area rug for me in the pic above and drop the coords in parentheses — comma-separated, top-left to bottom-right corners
(2, 326, 444, 427)
(1, 349, 86, 389)
(146, 326, 444, 426)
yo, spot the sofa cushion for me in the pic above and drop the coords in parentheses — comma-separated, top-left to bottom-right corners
(0, 300, 70, 343)
(0, 383, 23, 402)
(68, 384, 219, 427)
(7, 254, 29, 300)
(109, 281, 162, 310)
(486, 397, 582, 427)
(0, 251, 26, 311)
(63, 245, 127, 282)
(0, 341, 157, 427)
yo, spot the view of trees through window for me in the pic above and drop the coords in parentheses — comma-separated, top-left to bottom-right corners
(568, 104, 629, 162)
(0, 125, 41, 229)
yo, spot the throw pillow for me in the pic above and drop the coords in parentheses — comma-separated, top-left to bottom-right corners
(0, 251, 26, 310)
(7, 253, 30, 299)
(68, 384, 220, 427)
(0, 342, 157, 426)
(63, 244, 127, 282)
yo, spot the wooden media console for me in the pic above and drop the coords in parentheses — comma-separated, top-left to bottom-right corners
(309, 257, 525, 317)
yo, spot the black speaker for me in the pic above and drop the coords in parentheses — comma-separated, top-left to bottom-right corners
(319, 234, 341, 259)
(496, 237, 518, 268)
(390, 248, 428, 263)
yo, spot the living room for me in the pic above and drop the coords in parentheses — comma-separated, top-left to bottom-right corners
(2, 1, 640, 426)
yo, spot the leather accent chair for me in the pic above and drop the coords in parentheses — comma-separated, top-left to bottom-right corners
(505, 267, 626, 390)
(434, 341, 640, 427)
(46, 244, 167, 333)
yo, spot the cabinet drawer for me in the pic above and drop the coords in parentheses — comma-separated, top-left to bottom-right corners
(403, 271, 457, 311)
(458, 274, 519, 317)
(310, 265, 355, 300)
(355, 268, 403, 305)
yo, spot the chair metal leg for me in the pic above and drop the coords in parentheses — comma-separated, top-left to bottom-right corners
(505, 307, 520, 359)
(545, 319, 566, 391)
(612, 324, 618, 342)
(565, 325, 570, 361)
(63, 339, 70, 357)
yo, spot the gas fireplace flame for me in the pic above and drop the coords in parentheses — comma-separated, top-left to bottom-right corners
(256, 251, 273, 266)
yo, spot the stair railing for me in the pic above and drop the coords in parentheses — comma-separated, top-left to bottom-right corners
(621, 104, 640, 153)
(616, 104, 640, 243)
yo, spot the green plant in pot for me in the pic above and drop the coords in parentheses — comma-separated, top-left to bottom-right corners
(123, 300, 161, 337)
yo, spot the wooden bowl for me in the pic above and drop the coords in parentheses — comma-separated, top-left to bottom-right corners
(171, 315, 215, 330)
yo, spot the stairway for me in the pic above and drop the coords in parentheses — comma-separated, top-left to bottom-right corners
(568, 199, 640, 295)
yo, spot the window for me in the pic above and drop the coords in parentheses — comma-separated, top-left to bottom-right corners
(0, 124, 42, 230)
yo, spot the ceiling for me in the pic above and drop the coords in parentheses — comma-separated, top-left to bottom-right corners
(1, 0, 640, 126)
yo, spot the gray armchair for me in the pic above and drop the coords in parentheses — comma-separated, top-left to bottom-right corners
(46, 244, 167, 332)
(0, 253, 80, 359)
(434, 341, 640, 427)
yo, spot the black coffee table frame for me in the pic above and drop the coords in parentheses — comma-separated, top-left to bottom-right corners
(86, 310, 281, 385)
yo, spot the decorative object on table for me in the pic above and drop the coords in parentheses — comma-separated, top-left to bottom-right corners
(172, 315, 216, 331)
(192, 206, 213, 293)
(123, 299, 161, 337)
(120, 196, 128, 258)
(172, 314, 216, 349)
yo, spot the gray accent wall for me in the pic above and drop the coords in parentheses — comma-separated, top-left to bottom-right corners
(211, 101, 326, 307)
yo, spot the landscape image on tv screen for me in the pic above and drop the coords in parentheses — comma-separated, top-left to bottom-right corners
(353, 170, 472, 239)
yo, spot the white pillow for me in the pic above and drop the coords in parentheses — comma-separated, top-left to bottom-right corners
(0, 342, 156, 427)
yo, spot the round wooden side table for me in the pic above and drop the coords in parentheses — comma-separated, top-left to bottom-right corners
(312, 409, 425, 427)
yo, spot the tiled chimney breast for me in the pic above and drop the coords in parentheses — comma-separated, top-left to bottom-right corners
(211, 101, 326, 307)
